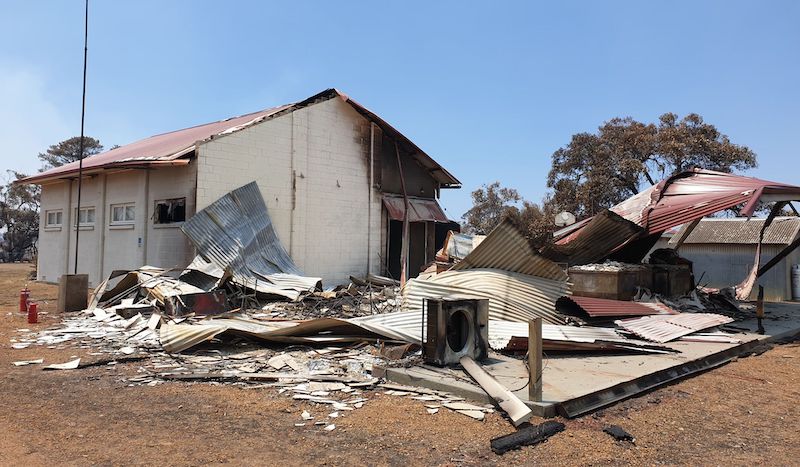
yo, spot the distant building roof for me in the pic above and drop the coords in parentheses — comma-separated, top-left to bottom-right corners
(20, 89, 460, 187)
(668, 217, 800, 245)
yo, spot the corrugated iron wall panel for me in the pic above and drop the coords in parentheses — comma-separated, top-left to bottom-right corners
(402, 268, 571, 325)
(452, 220, 569, 282)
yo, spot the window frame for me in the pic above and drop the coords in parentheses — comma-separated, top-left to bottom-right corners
(153, 197, 187, 225)
(73, 206, 96, 227)
(45, 209, 63, 228)
(110, 202, 136, 225)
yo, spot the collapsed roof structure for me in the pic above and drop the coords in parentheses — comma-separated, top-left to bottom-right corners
(544, 168, 800, 298)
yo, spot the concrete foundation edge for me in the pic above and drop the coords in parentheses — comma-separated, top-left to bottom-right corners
(382, 328, 798, 420)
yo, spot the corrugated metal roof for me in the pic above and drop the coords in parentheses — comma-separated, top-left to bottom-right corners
(452, 219, 569, 282)
(553, 169, 800, 264)
(625, 169, 800, 234)
(22, 89, 460, 187)
(668, 217, 800, 245)
(382, 195, 449, 222)
(402, 268, 571, 325)
(180, 182, 321, 301)
(21, 106, 289, 184)
(615, 313, 733, 343)
(546, 210, 644, 264)
(557, 296, 677, 317)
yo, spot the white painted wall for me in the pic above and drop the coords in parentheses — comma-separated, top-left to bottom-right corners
(37, 164, 197, 286)
(37, 180, 71, 283)
(37, 97, 427, 287)
(196, 97, 383, 285)
(146, 164, 197, 271)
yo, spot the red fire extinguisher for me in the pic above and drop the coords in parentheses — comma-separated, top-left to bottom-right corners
(27, 302, 38, 324)
(19, 287, 30, 313)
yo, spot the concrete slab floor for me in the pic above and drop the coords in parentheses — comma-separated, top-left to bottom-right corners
(383, 302, 800, 418)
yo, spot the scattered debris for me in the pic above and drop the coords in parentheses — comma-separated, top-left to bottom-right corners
(490, 421, 566, 455)
(42, 358, 81, 370)
(12, 358, 43, 366)
(603, 425, 635, 443)
(460, 356, 532, 427)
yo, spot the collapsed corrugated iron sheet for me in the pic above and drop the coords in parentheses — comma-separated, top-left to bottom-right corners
(402, 268, 571, 325)
(159, 310, 659, 353)
(553, 169, 800, 265)
(542, 211, 644, 265)
(180, 182, 321, 301)
(452, 219, 569, 282)
(382, 195, 449, 223)
(615, 313, 734, 343)
(557, 296, 677, 317)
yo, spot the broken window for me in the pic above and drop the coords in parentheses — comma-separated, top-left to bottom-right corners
(45, 210, 63, 227)
(154, 198, 186, 224)
(111, 203, 135, 224)
(74, 206, 96, 226)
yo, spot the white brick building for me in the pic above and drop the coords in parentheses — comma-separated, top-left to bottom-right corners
(23, 89, 460, 286)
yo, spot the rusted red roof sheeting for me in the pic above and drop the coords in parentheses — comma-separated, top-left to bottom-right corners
(382, 195, 449, 223)
(21, 106, 289, 184)
(556, 169, 800, 252)
(21, 89, 461, 187)
(559, 296, 676, 317)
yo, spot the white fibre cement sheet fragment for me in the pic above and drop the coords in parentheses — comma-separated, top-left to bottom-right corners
(42, 358, 81, 370)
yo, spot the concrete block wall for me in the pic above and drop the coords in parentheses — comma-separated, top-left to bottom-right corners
(37, 180, 71, 283)
(197, 97, 383, 285)
(37, 163, 197, 286)
(146, 164, 197, 271)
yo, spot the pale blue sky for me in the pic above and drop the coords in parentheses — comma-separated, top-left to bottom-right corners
(1, 1, 798, 219)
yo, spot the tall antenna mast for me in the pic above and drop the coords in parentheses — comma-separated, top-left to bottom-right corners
(74, 0, 89, 274)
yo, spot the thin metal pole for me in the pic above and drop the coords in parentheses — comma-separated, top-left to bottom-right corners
(74, 0, 89, 274)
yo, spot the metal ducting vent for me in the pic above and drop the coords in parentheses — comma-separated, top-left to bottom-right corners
(422, 298, 489, 366)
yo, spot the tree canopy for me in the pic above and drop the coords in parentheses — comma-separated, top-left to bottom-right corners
(461, 182, 555, 247)
(461, 182, 521, 235)
(38, 136, 104, 170)
(547, 113, 757, 218)
(0, 171, 40, 261)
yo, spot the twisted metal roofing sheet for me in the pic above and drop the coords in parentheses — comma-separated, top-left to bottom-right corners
(180, 182, 321, 301)
(402, 268, 571, 325)
(160, 310, 634, 353)
(546, 211, 643, 264)
(452, 219, 569, 282)
(553, 168, 800, 263)
(557, 296, 677, 317)
(615, 313, 733, 343)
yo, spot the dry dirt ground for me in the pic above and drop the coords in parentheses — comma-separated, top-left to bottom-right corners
(0, 263, 798, 466)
